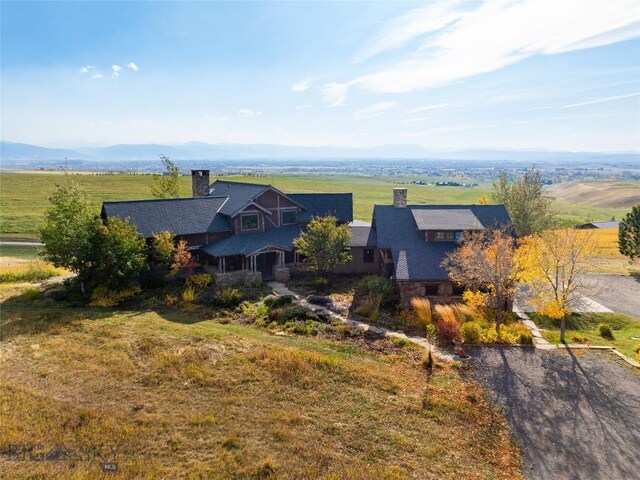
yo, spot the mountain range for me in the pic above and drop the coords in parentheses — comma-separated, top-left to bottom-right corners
(1, 141, 639, 164)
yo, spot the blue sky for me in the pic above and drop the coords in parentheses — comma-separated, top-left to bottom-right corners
(1, 0, 639, 152)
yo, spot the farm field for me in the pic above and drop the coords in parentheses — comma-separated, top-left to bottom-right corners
(0, 171, 635, 240)
(0, 285, 522, 479)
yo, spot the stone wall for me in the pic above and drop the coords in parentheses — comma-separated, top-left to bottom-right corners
(273, 267, 290, 282)
(213, 270, 263, 286)
(398, 281, 462, 306)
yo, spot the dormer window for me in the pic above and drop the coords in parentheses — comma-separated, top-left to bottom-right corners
(281, 210, 297, 225)
(241, 213, 259, 231)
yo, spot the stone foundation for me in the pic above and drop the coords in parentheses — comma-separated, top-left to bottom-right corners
(213, 270, 263, 287)
(398, 281, 461, 306)
(273, 267, 290, 282)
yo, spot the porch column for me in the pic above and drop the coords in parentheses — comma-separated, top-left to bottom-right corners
(221, 257, 226, 274)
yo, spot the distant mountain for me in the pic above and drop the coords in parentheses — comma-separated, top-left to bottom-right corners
(1, 141, 638, 164)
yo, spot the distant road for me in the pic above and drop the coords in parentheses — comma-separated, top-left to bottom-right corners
(0, 240, 43, 246)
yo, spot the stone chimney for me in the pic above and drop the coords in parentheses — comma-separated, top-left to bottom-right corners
(191, 170, 210, 197)
(393, 188, 407, 208)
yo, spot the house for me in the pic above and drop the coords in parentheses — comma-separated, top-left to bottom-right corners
(102, 173, 511, 301)
(101, 170, 352, 285)
(349, 188, 512, 304)
(576, 220, 619, 229)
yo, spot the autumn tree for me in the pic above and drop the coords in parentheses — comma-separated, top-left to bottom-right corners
(293, 215, 351, 274)
(151, 155, 180, 198)
(517, 229, 597, 343)
(491, 170, 556, 236)
(442, 229, 522, 330)
(151, 231, 193, 276)
(619, 205, 640, 262)
(40, 180, 96, 292)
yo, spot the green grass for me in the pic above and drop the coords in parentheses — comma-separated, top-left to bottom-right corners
(0, 284, 523, 479)
(529, 312, 640, 359)
(1, 171, 629, 240)
(0, 244, 41, 260)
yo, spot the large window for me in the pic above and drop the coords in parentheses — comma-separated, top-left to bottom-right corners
(281, 210, 297, 225)
(241, 213, 259, 231)
(363, 248, 375, 263)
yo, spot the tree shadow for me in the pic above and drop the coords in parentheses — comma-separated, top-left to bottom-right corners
(465, 346, 640, 480)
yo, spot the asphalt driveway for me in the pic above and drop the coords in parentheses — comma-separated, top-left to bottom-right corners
(580, 274, 640, 319)
(466, 347, 640, 480)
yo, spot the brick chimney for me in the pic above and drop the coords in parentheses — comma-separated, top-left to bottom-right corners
(191, 170, 210, 197)
(393, 188, 407, 208)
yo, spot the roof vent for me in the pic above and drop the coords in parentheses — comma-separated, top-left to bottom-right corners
(393, 188, 407, 208)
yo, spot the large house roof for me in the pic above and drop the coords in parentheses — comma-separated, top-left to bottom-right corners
(201, 225, 303, 257)
(208, 180, 272, 216)
(374, 204, 511, 281)
(287, 193, 353, 223)
(349, 226, 377, 247)
(411, 208, 485, 231)
(101, 196, 232, 238)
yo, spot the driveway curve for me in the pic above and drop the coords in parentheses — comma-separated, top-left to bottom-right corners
(466, 347, 640, 480)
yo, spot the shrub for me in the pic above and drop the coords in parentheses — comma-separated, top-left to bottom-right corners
(240, 301, 269, 323)
(634, 341, 640, 354)
(181, 286, 196, 303)
(411, 297, 432, 325)
(514, 323, 533, 345)
(215, 288, 243, 308)
(461, 322, 482, 344)
(497, 324, 518, 345)
(264, 295, 293, 309)
(277, 305, 310, 322)
(598, 323, 614, 340)
(312, 276, 330, 293)
(436, 318, 461, 345)
(195, 291, 216, 306)
(165, 294, 178, 305)
(306, 295, 332, 307)
(462, 290, 489, 310)
(185, 273, 212, 290)
(89, 284, 142, 307)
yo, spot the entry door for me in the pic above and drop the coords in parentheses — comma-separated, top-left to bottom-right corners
(256, 252, 278, 278)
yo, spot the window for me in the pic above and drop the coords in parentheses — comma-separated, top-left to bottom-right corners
(363, 248, 374, 263)
(241, 213, 259, 231)
(435, 231, 455, 241)
(424, 284, 439, 296)
(281, 210, 297, 225)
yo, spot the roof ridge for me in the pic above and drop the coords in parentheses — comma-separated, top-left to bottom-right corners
(103, 196, 229, 205)
(212, 179, 271, 188)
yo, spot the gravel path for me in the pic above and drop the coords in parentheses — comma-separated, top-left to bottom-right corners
(466, 347, 640, 480)
(580, 274, 640, 319)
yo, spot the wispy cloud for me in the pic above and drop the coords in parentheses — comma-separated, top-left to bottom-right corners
(562, 91, 640, 108)
(127, 62, 139, 71)
(91, 73, 104, 80)
(407, 103, 450, 114)
(352, 101, 397, 121)
(238, 109, 262, 116)
(111, 65, 122, 78)
(324, 0, 640, 105)
(290, 78, 311, 92)
(403, 116, 431, 123)
(78, 65, 95, 74)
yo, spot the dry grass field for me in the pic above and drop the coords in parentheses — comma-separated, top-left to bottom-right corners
(580, 228, 638, 275)
(549, 181, 640, 210)
(0, 284, 522, 479)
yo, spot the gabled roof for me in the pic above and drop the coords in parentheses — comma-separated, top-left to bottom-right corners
(411, 208, 484, 231)
(374, 204, 511, 281)
(201, 225, 303, 257)
(288, 193, 353, 223)
(102, 196, 232, 238)
(350, 226, 377, 247)
(208, 180, 271, 216)
(577, 221, 619, 229)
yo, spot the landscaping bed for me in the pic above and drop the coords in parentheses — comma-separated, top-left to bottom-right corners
(529, 312, 640, 360)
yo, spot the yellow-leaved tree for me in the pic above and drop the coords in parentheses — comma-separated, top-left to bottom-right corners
(517, 229, 597, 343)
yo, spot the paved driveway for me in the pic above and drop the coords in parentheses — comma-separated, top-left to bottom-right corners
(580, 274, 640, 319)
(466, 347, 640, 480)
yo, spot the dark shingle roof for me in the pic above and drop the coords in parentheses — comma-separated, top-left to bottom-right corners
(208, 180, 271, 216)
(350, 226, 377, 247)
(102, 197, 232, 238)
(374, 204, 511, 281)
(288, 193, 353, 223)
(411, 208, 484, 230)
(201, 226, 303, 257)
(577, 221, 619, 229)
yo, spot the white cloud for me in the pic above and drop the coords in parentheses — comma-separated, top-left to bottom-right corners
(562, 91, 640, 108)
(324, 0, 640, 104)
(127, 62, 139, 71)
(403, 116, 431, 123)
(78, 65, 95, 74)
(290, 78, 311, 92)
(352, 101, 397, 121)
(238, 109, 262, 116)
(407, 103, 450, 114)
(91, 73, 104, 80)
(111, 65, 122, 78)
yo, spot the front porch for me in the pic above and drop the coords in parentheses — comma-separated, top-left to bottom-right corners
(202, 249, 301, 286)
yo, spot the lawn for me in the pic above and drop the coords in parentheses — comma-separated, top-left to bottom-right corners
(0, 284, 522, 479)
(529, 312, 640, 359)
(0, 244, 41, 260)
(1, 171, 630, 240)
